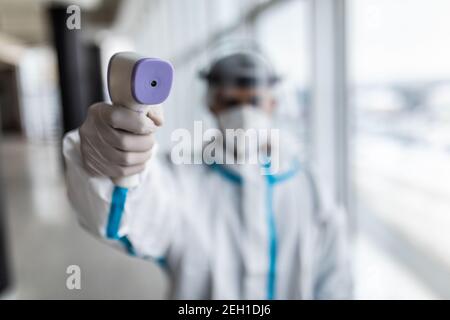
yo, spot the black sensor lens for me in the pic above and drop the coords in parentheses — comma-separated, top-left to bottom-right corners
(151, 80, 157, 87)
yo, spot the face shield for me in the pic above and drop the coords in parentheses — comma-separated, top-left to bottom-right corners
(199, 51, 280, 89)
(199, 51, 281, 161)
(200, 50, 282, 119)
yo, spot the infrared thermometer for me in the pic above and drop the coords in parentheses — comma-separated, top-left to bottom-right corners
(107, 52, 174, 188)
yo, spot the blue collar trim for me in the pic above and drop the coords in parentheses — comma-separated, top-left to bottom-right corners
(209, 160, 300, 185)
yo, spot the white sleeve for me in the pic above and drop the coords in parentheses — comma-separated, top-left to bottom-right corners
(63, 129, 181, 260)
(313, 204, 354, 299)
(306, 170, 354, 299)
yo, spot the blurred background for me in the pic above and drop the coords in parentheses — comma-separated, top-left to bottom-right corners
(0, 0, 448, 299)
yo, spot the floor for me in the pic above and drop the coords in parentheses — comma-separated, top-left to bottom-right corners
(0, 136, 167, 299)
(0, 136, 437, 299)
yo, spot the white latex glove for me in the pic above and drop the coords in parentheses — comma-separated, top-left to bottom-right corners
(79, 102, 163, 178)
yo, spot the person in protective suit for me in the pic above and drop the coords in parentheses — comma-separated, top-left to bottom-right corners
(63, 51, 353, 299)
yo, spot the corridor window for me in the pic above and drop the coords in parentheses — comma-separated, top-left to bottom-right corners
(348, 0, 450, 294)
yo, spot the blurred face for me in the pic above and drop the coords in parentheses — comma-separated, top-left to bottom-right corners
(208, 86, 276, 119)
(208, 86, 277, 158)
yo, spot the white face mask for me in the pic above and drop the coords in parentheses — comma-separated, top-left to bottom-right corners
(217, 105, 272, 158)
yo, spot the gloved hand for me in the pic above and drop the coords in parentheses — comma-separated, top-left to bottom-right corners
(79, 102, 163, 178)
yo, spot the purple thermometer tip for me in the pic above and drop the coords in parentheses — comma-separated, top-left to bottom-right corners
(131, 58, 174, 105)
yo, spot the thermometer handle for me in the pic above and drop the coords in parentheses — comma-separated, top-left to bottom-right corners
(107, 52, 173, 189)
(112, 104, 151, 189)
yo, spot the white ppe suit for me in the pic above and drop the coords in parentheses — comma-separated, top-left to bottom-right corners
(63, 130, 353, 299)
